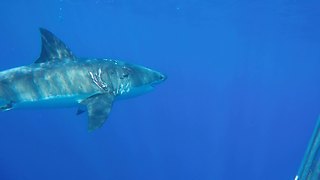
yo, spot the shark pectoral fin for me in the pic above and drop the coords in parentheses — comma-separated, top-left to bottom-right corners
(82, 94, 114, 132)
(76, 106, 86, 115)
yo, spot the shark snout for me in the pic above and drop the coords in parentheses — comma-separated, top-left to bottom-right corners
(127, 64, 166, 87)
(151, 71, 167, 87)
(159, 73, 167, 81)
(158, 73, 167, 82)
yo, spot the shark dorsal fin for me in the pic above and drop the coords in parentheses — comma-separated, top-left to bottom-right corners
(35, 28, 75, 63)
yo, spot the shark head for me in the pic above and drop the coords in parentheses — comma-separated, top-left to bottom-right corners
(112, 62, 166, 99)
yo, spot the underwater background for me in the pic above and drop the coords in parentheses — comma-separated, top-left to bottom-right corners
(0, 0, 320, 180)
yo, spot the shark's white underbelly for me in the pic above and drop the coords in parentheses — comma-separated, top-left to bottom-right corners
(14, 94, 91, 109)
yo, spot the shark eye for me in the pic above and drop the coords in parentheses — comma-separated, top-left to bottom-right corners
(120, 73, 129, 79)
(120, 66, 131, 79)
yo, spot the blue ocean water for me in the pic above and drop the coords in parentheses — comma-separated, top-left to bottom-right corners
(0, 0, 319, 179)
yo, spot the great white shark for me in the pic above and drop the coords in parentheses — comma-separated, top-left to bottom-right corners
(0, 28, 166, 131)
